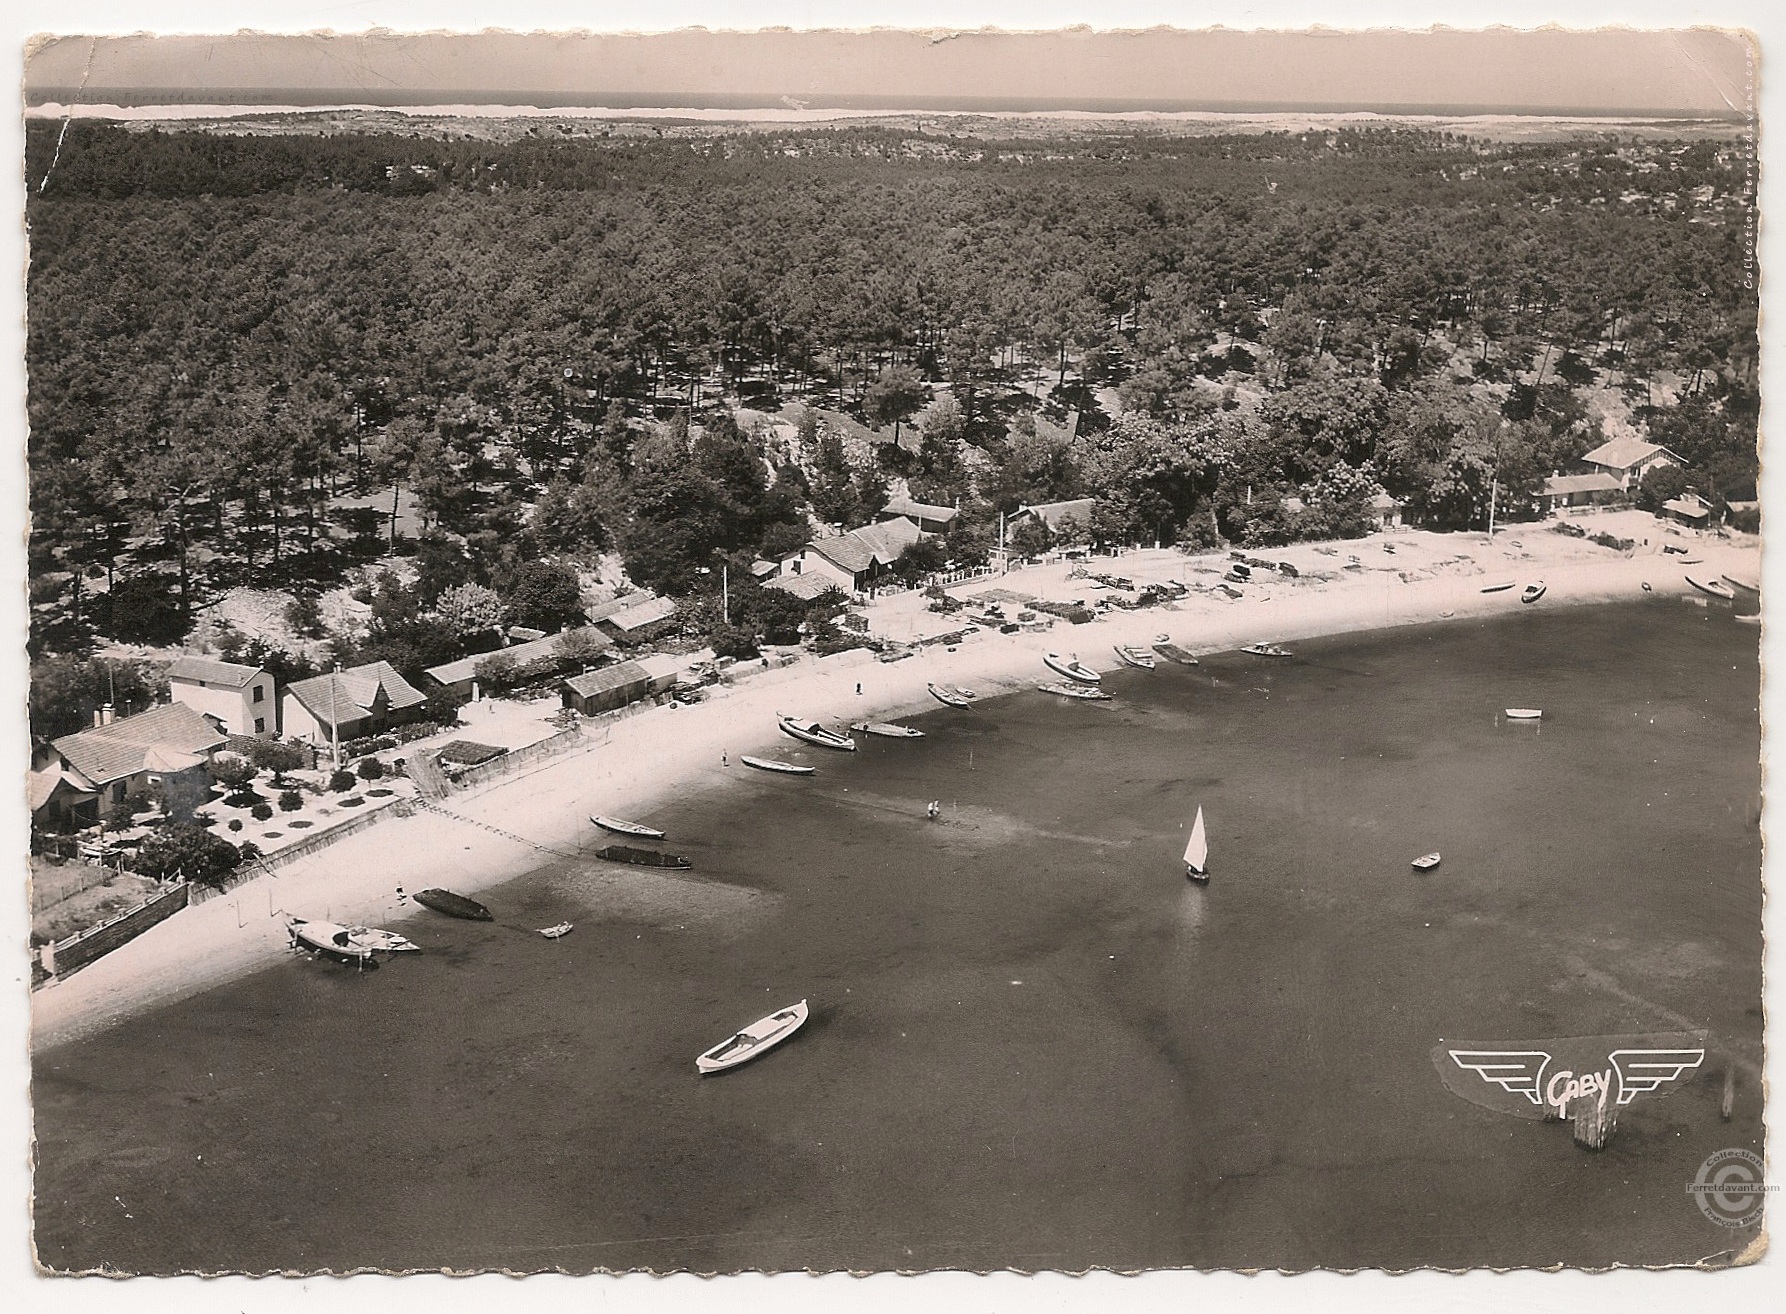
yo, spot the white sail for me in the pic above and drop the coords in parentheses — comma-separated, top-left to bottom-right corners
(1183, 806, 1208, 874)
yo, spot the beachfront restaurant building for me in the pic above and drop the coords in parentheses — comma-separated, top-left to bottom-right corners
(165, 654, 278, 737)
(32, 701, 228, 828)
(560, 653, 684, 716)
(282, 661, 430, 748)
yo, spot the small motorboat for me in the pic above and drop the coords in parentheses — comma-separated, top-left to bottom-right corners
(1411, 853, 1442, 872)
(1521, 582, 1547, 604)
(697, 999, 810, 1074)
(1114, 644, 1157, 669)
(1241, 643, 1291, 658)
(1152, 642, 1200, 666)
(1184, 806, 1208, 882)
(1037, 681, 1113, 700)
(740, 755, 816, 775)
(1504, 708, 1543, 720)
(343, 925, 418, 953)
(595, 844, 692, 869)
(778, 716, 857, 751)
(538, 922, 574, 939)
(287, 918, 379, 966)
(928, 683, 972, 707)
(1686, 575, 1737, 601)
(593, 814, 666, 840)
(1724, 573, 1760, 595)
(414, 889, 493, 921)
(851, 722, 925, 738)
(1481, 579, 1516, 593)
(1044, 652, 1101, 683)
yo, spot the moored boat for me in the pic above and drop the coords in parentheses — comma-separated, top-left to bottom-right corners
(1724, 573, 1760, 595)
(413, 888, 493, 921)
(1184, 806, 1208, 882)
(1686, 574, 1737, 600)
(928, 682, 972, 707)
(1152, 642, 1200, 665)
(1241, 642, 1291, 657)
(740, 755, 816, 775)
(342, 925, 418, 953)
(1411, 852, 1442, 872)
(1114, 644, 1157, 669)
(592, 813, 666, 840)
(697, 999, 810, 1074)
(777, 716, 857, 751)
(1736, 613, 1762, 626)
(538, 921, 573, 939)
(1043, 652, 1101, 683)
(1481, 579, 1516, 593)
(595, 844, 692, 869)
(850, 722, 925, 738)
(1504, 708, 1543, 720)
(1521, 582, 1547, 604)
(1037, 681, 1113, 700)
(287, 917, 380, 965)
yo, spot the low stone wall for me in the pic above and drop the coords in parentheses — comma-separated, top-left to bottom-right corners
(37, 882, 190, 985)
(449, 725, 589, 794)
(255, 796, 410, 873)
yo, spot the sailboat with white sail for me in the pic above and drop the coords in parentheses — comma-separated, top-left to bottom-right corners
(1184, 806, 1209, 883)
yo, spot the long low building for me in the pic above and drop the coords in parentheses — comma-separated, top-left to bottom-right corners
(423, 626, 614, 698)
(560, 653, 685, 716)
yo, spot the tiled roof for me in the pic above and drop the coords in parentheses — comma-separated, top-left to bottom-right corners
(1544, 472, 1623, 495)
(424, 627, 612, 686)
(880, 496, 959, 525)
(1581, 437, 1682, 470)
(766, 571, 841, 600)
(810, 534, 877, 574)
(1662, 495, 1711, 519)
(808, 518, 921, 576)
(286, 661, 428, 726)
(564, 660, 650, 697)
(165, 654, 263, 688)
(605, 595, 679, 632)
(52, 702, 228, 788)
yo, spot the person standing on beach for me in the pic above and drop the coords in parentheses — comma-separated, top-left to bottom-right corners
(722, 750, 729, 766)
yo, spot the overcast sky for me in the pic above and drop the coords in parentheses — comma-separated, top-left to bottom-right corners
(23, 26, 1753, 114)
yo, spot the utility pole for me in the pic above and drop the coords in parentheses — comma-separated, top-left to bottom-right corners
(722, 562, 729, 626)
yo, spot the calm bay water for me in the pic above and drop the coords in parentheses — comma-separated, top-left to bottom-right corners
(32, 601, 1763, 1273)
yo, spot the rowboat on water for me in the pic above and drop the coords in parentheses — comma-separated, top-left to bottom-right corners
(1241, 643, 1291, 658)
(1481, 580, 1516, 593)
(696, 999, 810, 1074)
(1736, 613, 1762, 626)
(342, 925, 418, 953)
(287, 917, 380, 965)
(538, 921, 573, 939)
(414, 889, 494, 921)
(592, 814, 666, 840)
(851, 722, 925, 739)
(1184, 806, 1209, 882)
(1504, 708, 1543, 720)
(1152, 642, 1200, 665)
(740, 755, 816, 775)
(778, 716, 857, 751)
(1686, 575, 1737, 601)
(1044, 652, 1101, 683)
(1037, 681, 1113, 700)
(928, 682, 972, 708)
(1724, 573, 1760, 595)
(1521, 582, 1547, 604)
(1114, 644, 1157, 669)
(1411, 852, 1442, 872)
(596, 844, 691, 870)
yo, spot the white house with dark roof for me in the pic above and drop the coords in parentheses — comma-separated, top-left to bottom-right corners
(777, 518, 922, 594)
(33, 701, 227, 825)
(1008, 497, 1097, 540)
(165, 654, 278, 737)
(1579, 437, 1686, 489)
(1540, 471, 1624, 513)
(282, 661, 430, 747)
(877, 495, 959, 536)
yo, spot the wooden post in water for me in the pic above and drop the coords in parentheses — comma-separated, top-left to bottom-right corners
(1722, 1065, 1736, 1121)
(1570, 1095, 1617, 1150)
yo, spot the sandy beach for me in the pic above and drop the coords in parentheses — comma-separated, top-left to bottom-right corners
(31, 519, 1760, 1051)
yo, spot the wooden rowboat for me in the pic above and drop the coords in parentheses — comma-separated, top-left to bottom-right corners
(592, 814, 666, 840)
(1241, 643, 1291, 657)
(1686, 575, 1737, 601)
(538, 922, 573, 939)
(928, 683, 972, 707)
(1037, 681, 1113, 701)
(1724, 573, 1760, 595)
(1481, 580, 1516, 593)
(414, 889, 493, 921)
(850, 722, 925, 738)
(1521, 582, 1547, 604)
(342, 925, 418, 953)
(1044, 652, 1101, 683)
(595, 844, 691, 870)
(697, 999, 810, 1074)
(1504, 708, 1543, 720)
(1411, 853, 1442, 872)
(740, 755, 816, 775)
(778, 716, 857, 751)
(1152, 643, 1200, 666)
(1114, 644, 1157, 669)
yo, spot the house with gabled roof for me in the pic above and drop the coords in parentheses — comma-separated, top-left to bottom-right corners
(1579, 437, 1686, 490)
(165, 654, 278, 737)
(33, 701, 227, 826)
(281, 661, 429, 748)
(877, 495, 960, 536)
(1008, 497, 1097, 539)
(777, 518, 922, 594)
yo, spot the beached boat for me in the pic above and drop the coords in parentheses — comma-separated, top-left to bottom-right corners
(1184, 806, 1209, 882)
(1152, 642, 1200, 666)
(538, 922, 574, 939)
(697, 999, 810, 1074)
(1114, 644, 1157, 669)
(928, 682, 972, 708)
(1411, 853, 1442, 872)
(1736, 614, 1762, 626)
(1043, 652, 1101, 683)
(1481, 580, 1516, 593)
(1521, 582, 1547, 604)
(1241, 643, 1291, 658)
(287, 918, 380, 965)
(740, 755, 816, 775)
(342, 925, 418, 953)
(1686, 575, 1737, 601)
(1037, 681, 1113, 700)
(1504, 708, 1543, 720)
(592, 814, 666, 840)
(777, 716, 857, 751)
(850, 722, 925, 738)
(1724, 573, 1760, 595)
(596, 844, 692, 870)
(1217, 584, 1244, 599)
(414, 889, 493, 921)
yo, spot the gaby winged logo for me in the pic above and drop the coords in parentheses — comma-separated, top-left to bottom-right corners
(1433, 1032, 1707, 1119)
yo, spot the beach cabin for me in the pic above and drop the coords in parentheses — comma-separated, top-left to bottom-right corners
(778, 518, 922, 595)
(1540, 471, 1624, 515)
(876, 495, 959, 536)
(560, 653, 683, 716)
(1369, 491, 1405, 529)
(35, 701, 227, 827)
(1578, 437, 1686, 491)
(282, 661, 429, 748)
(1661, 491, 1715, 528)
(165, 654, 278, 737)
(591, 594, 679, 646)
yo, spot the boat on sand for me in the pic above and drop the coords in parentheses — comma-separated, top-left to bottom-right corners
(928, 683, 972, 708)
(850, 722, 925, 738)
(1037, 682, 1112, 700)
(1521, 582, 1547, 604)
(1504, 708, 1543, 720)
(1044, 652, 1101, 683)
(1184, 806, 1209, 882)
(287, 917, 380, 964)
(1724, 573, 1760, 595)
(697, 999, 810, 1074)
(1481, 580, 1516, 593)
(1686, 575, 1737, 601)
(777, 716, 857, 751)
(342, 925, 417, 953)
(414, 889, 493, 921)
(740, 755, 815, 775)
(593, 814, 666, 840)
(1114, 644, 1157, 669)
(595, 844, 692, 870)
